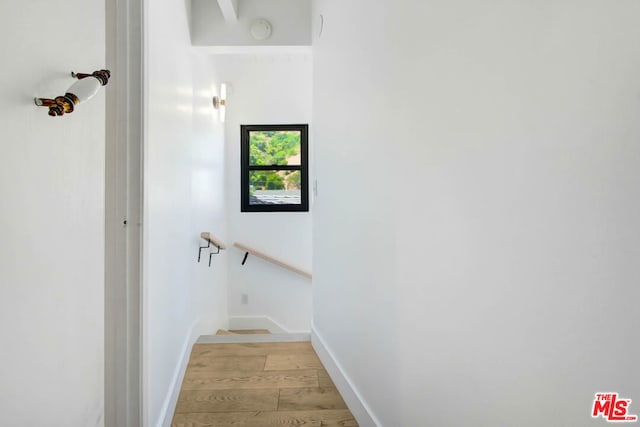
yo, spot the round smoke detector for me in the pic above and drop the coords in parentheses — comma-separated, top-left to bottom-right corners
(250, 18, 272, 40)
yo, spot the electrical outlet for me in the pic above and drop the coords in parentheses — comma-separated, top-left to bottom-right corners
(241, 293, 248, 304)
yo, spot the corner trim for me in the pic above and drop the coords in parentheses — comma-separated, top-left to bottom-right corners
(311, 327, 381, 427)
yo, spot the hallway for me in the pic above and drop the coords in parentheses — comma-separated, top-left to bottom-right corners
(2, 1, 640, 426)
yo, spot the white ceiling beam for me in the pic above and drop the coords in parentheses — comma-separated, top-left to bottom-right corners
(217, 0, 238, 23)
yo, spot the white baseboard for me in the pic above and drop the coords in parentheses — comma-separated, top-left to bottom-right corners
(155, 318, 208, 427)
(228, 315, 310, 334)
(311, 327, 381, 427)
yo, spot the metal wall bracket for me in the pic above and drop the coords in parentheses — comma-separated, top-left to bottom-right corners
(198, 240, 211, 263)
(197, 232, 226, 268)
(208, 245, 221, 267)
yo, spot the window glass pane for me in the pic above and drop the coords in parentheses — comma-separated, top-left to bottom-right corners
(249, 170, 301, 205)
(249, 131, 301, 166)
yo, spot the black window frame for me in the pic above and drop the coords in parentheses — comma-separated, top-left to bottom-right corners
(240, 124, 309, 212)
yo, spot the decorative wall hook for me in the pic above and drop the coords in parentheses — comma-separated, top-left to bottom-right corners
(198, 232, 226, 267)
(35, 69, 111, 117)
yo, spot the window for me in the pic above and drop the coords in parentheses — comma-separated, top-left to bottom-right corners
(241, 124, 309, 212)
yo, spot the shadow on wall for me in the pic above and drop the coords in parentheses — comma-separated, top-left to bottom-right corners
(228, 244, 312, 333)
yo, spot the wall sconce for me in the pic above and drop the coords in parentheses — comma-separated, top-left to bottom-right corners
(34, 69, 111, 117)
(212, 83, 227, 122)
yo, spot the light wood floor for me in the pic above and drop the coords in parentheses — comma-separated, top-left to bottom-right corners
(171, 339, 359, 427)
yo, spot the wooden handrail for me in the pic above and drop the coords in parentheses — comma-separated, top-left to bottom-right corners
(201, 232, 226, 250)
(233, 242, 312, 279)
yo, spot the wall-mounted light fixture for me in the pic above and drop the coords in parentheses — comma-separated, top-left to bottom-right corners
(35, 69, 111, 117)
(212, 83, 227, 122)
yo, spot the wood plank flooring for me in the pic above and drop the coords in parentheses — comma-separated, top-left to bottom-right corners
(171, 340, 358, 427)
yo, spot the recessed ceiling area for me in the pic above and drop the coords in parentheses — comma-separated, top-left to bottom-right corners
(190, 0, 311, 52)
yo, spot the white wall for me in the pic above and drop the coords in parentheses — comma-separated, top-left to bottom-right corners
(145, 1, 228, 425)
(216, 54, 313, 332)
(0, 2, 105, 426)
(191, 0, 311, 48)
(313, 1, 640, 426)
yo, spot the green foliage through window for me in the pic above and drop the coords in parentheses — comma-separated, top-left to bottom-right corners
(249, 131, 302, 191)
(249, 131, 301, 166)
